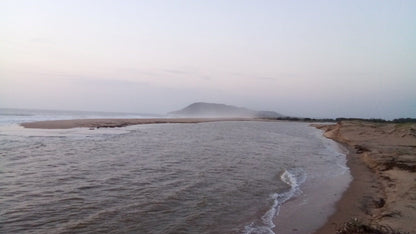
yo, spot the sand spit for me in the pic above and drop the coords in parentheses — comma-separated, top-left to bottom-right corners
(313, 121, 416, 234)
(20, 118, 262, 129)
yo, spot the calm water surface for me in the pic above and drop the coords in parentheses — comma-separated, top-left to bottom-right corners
(0, 119, 349, 233)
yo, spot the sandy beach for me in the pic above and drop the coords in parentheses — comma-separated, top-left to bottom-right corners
(314, 121, 416, 233)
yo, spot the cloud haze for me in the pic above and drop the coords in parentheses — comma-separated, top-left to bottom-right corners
(1, 0, 415, 119)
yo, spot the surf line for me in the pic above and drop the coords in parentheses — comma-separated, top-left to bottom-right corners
(244, 168, 306, 234)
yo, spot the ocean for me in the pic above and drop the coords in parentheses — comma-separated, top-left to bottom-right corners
(0, 109, 351, 233)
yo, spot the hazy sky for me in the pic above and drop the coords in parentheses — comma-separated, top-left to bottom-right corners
(1, 0, 415, 119)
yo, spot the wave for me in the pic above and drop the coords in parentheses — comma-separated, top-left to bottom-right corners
(317, 130, 350, 176)
(244, 168, 306, 234)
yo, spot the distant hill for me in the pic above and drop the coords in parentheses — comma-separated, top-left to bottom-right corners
(168, 102, 283, 118)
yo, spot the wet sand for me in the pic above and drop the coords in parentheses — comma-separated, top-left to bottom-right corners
(313, 121, 416, 234)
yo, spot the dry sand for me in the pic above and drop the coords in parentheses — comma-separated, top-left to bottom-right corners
(313, 121, 416, 234)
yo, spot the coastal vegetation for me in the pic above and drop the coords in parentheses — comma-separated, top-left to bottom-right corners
(169, 102, 416, 124)
(269, 117, 416, 123)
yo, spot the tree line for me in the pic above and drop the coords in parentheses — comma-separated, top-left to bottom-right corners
(266, 117, 416, 123)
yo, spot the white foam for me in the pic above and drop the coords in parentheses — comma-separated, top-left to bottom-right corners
(314, 129, 350, 176)
(244, 168, 306, 234)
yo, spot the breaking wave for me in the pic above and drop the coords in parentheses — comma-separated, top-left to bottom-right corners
(244, 168, 306, 234)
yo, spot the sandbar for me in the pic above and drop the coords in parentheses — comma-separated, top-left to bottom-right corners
(20, 118, 259, 129)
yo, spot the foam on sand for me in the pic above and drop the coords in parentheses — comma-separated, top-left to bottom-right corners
(244, 168, 306, 234)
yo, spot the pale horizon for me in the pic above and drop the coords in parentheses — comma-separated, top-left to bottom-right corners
(1, 0, 415, 119)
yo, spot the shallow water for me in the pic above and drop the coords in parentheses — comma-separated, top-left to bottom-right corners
(0, 120, 350, 233)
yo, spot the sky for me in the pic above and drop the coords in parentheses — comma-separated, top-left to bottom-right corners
(1, 0, 415, 119)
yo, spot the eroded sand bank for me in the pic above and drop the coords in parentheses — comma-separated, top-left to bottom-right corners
(314, 121, 416, 234)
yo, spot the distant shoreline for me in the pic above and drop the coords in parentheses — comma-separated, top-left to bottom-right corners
(21, 117, 416, 130)
(20, 118, 269, 129)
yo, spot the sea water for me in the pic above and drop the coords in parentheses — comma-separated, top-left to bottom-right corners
(0, 109, 350, 233)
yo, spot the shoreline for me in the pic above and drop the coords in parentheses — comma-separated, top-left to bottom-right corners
(313, 142, 381, 233)
(313, 121, 416, 233)
(271, 127, 352, 234)
(20, 118, 261, 129)
(20, 118, 416, 233)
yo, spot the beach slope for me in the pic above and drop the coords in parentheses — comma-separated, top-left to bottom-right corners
(314, 121, 416, 233)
